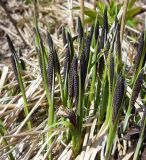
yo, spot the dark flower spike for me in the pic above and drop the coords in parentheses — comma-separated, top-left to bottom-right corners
(73, 56, 79, 107)
(96, 39, 102, 54)
(6, 34, 19, 62)
(63, 44, 71, 79)
(109, 55, 114, 93)
(47, 31, 54, 52)
(65, 108, 77, 127)
(77, 16, 83, 46)
(58, 108, 76, 127)
(10, 54, 18, 81)
(104, 40, 110, 59)
(62, 26, 67, 46)
(67, 31, 74, 59)
(114, 17, 122, 66)
(116, 20, 121, 60)
(72, 55, 79, 107)
(72, 54, 78, 72)
(103, 6, 108, 36)
(111, 24, 118, 53)
(80, 52, 86, 92)
(68, 55, 78, 101)
(130, 69, 144, 107)
(98, 57, 104, 79)
(77, 16, 83, 38)
(84, 36, 91, 66)
(112, 75, 125, 122)
(114, 16, 118, 30)
(134, 31, 144, 70)
(100, 6, 108, 49)
(95, 20, 99, 42)
(89, 24, 94, 41)
(47, 53, 54, 94)
(84, 25, 94, 67)
(47, 32, 60, 74)
(54, 49, 60, 74)
(68, 62, 74, 100)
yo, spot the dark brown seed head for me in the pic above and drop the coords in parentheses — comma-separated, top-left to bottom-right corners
(54, 49, 60, 74)
(10, 54, 18, 81)
(68, 63, 74, 100)
(47, 32, 54, 52)
(67, 32, 74, 59)
(47, 32, 60, 74)
(84, 36, 91, 66)
(112, 75, 125, 122)
(137, 32, 144, 56)
(130, 69, 144, 107)
(114, 18, 122, 73)
(104, 40, 110, 59)
(134, 32, 144, 70)
(72, 54, 78, 72)
(77, 16, 83, 46)
(68, 55, 78, 101)
(65, 108, 77, 127)
(80, 52, 86, 92)
(84, 25, 94, 67)
(100, 6, 108, 49)
(63, 45, 71, 79)
(47, 53, 54, 94)
(6, 34, 19, 61)
(109, 55, 114, 93)
(103, 6, 108, 34)
(98, 57, 105, 80)
(97, 39, 102, 54)
(95, 20, 99, 42)
(116, 20, 121, 62)
(114, 16, 118, 29)
(62, 27, 67, 46)
(89, 24, 94, 42)
(73, 55, 79, 107)
(57, 108, 76, 127)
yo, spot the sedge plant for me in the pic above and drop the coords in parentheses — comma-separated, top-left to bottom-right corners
(3, 3, 146, 159)
(6, 35, 32, 129)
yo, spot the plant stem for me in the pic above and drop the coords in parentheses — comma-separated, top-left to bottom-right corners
(77, 73, 83, 134)
(133, 117, 146, 160)
(0, 120, 14, 160)
(123, 104, 131, 132)
(57, 74, 65, 105)
(35, 28, 54, 159)
(17, 63, 32, 129)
